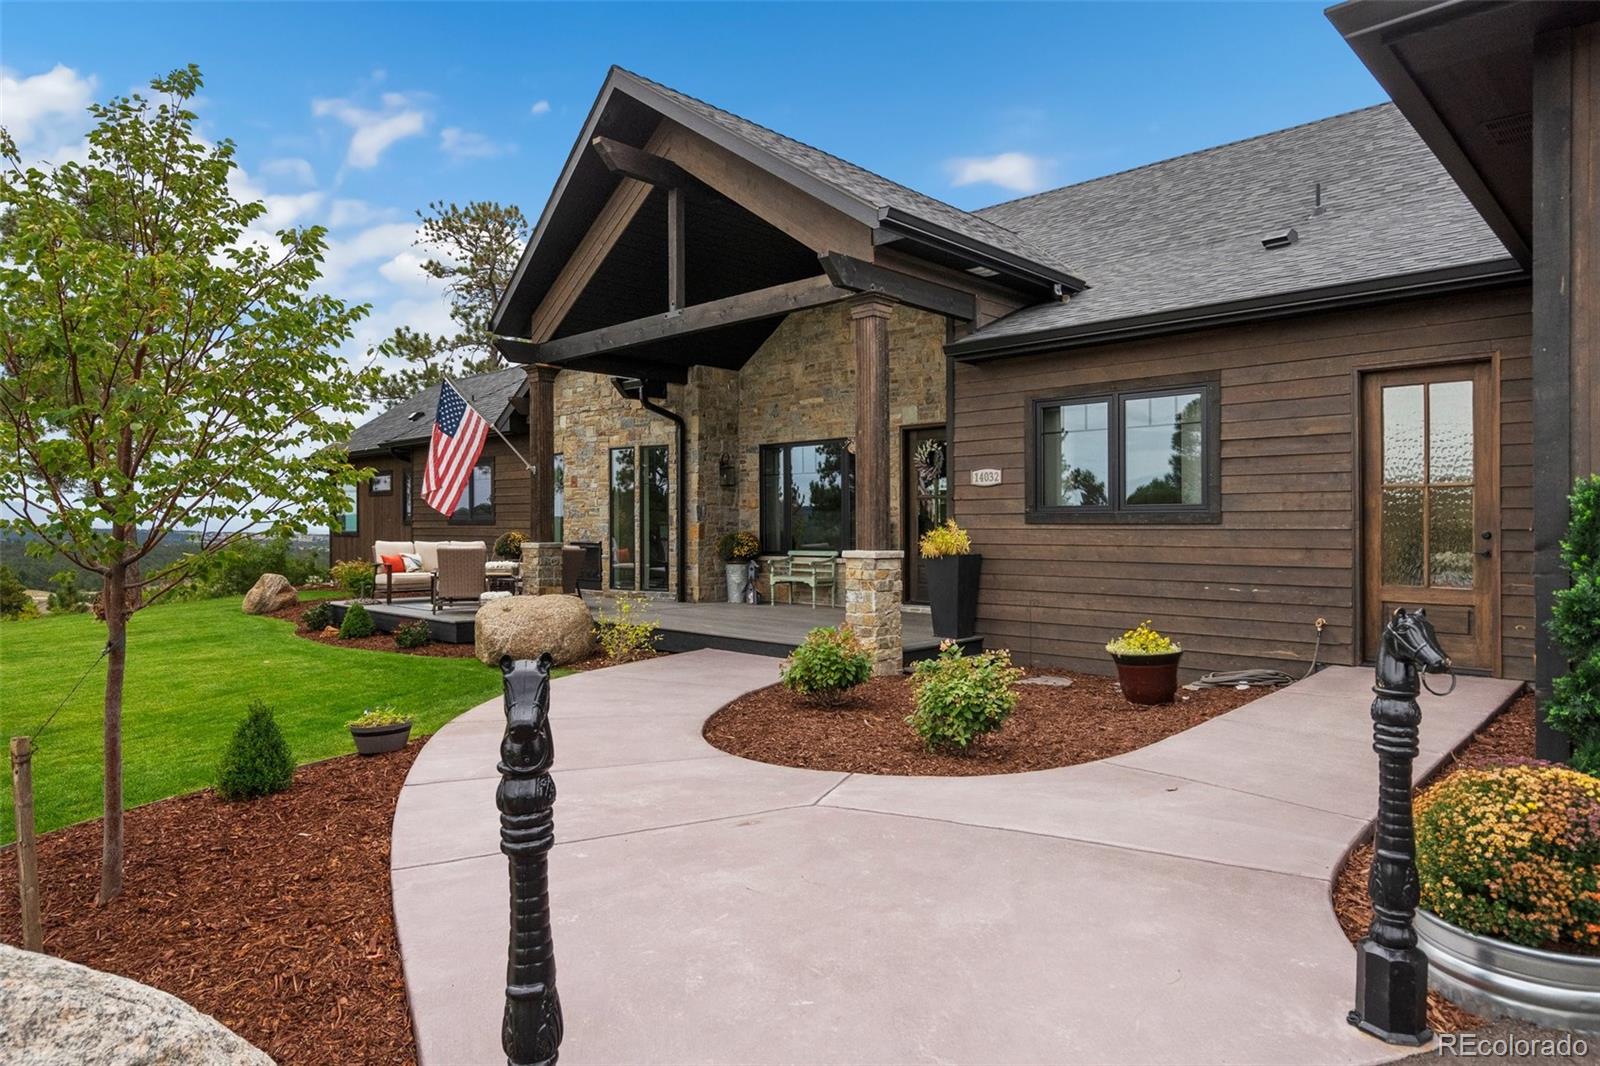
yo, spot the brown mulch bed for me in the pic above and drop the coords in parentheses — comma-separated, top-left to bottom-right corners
(271, 599, 478, 658)
(1331, 690, 1537, 1035)
(703, 669, 1271, 776)
(0, 746, 422, 1065)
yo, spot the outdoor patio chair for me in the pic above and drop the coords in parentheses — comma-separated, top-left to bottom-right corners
(768, 550, 841, 608)
(434, 544, 487, 612)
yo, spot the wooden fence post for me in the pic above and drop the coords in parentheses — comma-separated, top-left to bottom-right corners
(10, 736, 44, 952)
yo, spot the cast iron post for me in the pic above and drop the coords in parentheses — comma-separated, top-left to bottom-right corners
(1348, 608, 1451, 1046)
(498, 653, 563, 1066)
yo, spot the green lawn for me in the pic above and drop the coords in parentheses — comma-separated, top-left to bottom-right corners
(0, 594, 507, 840)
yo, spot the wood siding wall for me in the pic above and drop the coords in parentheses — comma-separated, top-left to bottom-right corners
(331, 436, 533, 566)
(951, 285, 1535, 680)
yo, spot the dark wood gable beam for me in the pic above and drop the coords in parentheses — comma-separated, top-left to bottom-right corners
(493, 337, 690, 385)
(522, 274, 848, 364)
(819, 253, 977, 321)
(591, 135, 689, 188)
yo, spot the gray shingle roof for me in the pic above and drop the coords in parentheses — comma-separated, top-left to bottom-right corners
(347, 366, 526, 455)
(964, 103, 1515, 345)
(617, 68, 1081, 282)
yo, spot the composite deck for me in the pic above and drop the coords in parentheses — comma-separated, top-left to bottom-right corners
(327, 594, 971, 664)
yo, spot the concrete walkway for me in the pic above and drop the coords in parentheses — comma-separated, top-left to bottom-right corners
(391, 652, 1521, 1065)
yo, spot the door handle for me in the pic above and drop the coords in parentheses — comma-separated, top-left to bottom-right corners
(1477, 530, 1493, 559)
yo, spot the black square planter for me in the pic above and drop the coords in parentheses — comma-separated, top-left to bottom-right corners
(926, 554, 981, 639)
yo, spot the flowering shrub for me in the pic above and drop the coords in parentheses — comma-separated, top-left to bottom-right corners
(348, 706, 411, 728)
(781, 625, 872, 705)
(394, 620, 431, 649)
(918, 519, 972, 559)
(1415, 762, 1600, 950)
(330, 559, 375, 600)
(718, 531, 761, 562)
(907, 643, 1023, 752)
(594, 595, 660, 662)
(1106, 620, 1181, 657)
(493, 530, 526, 561)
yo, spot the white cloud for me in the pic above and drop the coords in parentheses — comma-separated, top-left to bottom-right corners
(529, 99, 551, 116)
(439, 126, 513, 161)
(261, 156, 316, 185)
(311, 94, 427, 169)
(328, 198, 401, 228)
(320, 221, 421, 289)
(0, 64, 96, 145)
(944, 151, 1050, 193)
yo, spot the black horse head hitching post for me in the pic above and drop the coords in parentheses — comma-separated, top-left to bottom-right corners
(1348, 607, 1453, 1045)
(498, 653, 563, 1066)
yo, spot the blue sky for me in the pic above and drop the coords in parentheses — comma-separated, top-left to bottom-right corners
(1, 1, 1385, 365)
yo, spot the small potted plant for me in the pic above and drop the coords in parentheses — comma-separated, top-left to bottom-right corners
(717, 531, 761, 603)
(919, 519, 981, 639)
(347, 706, 413, 755)
(492, 530, 526, 561)
(1105, 620, 1183, 704)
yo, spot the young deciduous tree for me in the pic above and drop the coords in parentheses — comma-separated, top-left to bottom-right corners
(370, 199, 528, 403)
(0, 65, 376, 901)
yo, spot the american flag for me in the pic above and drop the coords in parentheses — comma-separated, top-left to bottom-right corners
(422, 380, 490, 516)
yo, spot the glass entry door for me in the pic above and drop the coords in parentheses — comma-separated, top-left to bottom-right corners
(609, 444, 670, 592)
(903, 427, 949, 604)
(1360, 363, 1495, 671)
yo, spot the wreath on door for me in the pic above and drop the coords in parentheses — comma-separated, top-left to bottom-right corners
(912, 438, 945, 494)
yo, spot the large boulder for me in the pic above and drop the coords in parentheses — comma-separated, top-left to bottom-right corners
(241, 573, 297, 615)
(475, 593, 595, 666)
(0, 944, 272, 1065)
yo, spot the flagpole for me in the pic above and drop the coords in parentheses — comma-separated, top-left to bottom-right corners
(443, 375, 536, 474)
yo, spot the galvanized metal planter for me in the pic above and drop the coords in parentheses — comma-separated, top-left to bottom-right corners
(1416, 909, 1600, 1035)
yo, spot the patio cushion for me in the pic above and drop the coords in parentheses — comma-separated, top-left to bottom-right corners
(379, 553, 406, 574)
(415, 541, 442, 571)
(377, 570, 433, 592)
(373, 539, 416, 566)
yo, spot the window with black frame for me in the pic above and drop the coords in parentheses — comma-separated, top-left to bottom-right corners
(449, 459, 494, 524)
(1031, 382, 1218, 522)
(402, 469, 413, 525)
(552, 453, 564, 543)
(759, 440, 853, 553)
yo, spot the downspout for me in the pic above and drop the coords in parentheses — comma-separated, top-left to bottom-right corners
(633, 383, 689, 603)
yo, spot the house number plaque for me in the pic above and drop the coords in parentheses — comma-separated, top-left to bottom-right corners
(970, 468, 1003, 487)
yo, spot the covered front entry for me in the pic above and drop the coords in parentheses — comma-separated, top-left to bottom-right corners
(1360, 361, 1498, 671)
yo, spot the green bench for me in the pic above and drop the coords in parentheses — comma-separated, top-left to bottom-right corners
(768, 550, 841, 608)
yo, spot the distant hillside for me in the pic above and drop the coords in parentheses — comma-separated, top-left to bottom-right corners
(0, 530, 328, 591)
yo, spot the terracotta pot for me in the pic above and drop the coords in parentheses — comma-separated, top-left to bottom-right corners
(350, 721, 412, 756)
(1110, 652, 1182, 705)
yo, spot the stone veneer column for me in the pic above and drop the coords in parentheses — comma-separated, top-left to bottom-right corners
(520, 542, 565, 596)
(844, 549, 904, 677)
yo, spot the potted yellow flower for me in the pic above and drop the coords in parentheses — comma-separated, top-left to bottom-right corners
(919, 519, 980, 639)
(1105, 620, 1183, 704)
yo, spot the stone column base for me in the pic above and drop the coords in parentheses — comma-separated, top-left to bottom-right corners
(520, 542, 565, 596)
(843, 549, 904, 677)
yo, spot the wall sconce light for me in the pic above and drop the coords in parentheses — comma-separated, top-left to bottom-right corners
(717, 453, 737, 488)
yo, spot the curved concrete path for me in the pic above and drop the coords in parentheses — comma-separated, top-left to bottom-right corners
(392, 651, 1519, 1065)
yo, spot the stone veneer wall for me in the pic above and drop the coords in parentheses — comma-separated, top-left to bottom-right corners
(550, 299, 948, 601)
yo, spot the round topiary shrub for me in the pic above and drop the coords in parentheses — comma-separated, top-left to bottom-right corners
(493, 530, 526, 561)
(780, 625, 871, 705)
(338, 601, 376, 639)
(301, 601, 333, 632)
(907, 642, 1023, 752)
(1415, 761, 1600, 951)
(216, 700, 295, 800)
(394, 620, 431, 649)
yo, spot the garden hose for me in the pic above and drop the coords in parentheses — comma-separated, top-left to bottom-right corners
(1192, 617, 1327, 689)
